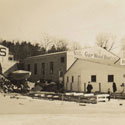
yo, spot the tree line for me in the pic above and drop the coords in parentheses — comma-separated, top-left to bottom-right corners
(1, 32, 124, 61)
(0, 40, 67, 61)
(0, 33, 81, 61)
(0, 40, 42, 60)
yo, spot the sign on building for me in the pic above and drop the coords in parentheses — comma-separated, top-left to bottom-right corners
(0, 45, 9, 62)
(74, 47, 119, 64)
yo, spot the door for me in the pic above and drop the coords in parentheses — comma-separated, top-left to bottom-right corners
(78, 75, 81, 91)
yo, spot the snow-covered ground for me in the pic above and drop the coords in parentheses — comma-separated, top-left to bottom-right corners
(0, 93, 125, 125)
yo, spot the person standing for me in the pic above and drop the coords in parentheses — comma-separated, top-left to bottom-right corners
(107, 88, 111, 101)
(112, 82, 117, 99)
(0, 63, 2, 74)
(121, 83, 125, 94)
(87, 81, 93, 93)
(112, 82, 117, 93)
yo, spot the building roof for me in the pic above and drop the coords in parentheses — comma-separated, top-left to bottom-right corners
(24, 46, 122, 66)
(65, 58, 125, 75)
(24, 51, 72, 60)
(65, 46, 125, 74)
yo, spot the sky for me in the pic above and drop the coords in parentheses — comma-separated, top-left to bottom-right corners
(0, 0, 125, 47)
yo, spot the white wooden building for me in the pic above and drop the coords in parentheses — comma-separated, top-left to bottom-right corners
(64, 47, 125, 93)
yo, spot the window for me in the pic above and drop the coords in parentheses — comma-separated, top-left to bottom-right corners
(50, 62, 54, 74)
(123, 74, 125, 78)
(61, 57, 65, 63)
(27, 64, 30, 71)
(41, 63, 45, 75)
(8, 57, 13, 60)
(60, 71, 63, 77)
(67, 76, 69, 83)
(72, 76, 74, 83)
(108, 75, 114, 82)
(91, 75, 96, 82)
(34, 63, 37, 75)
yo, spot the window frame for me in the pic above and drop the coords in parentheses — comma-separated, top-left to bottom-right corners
(27, 64, 30, 71)
(41, 63, 45, 75)
(72, 76, 74, 83)
(91, 75, 96, 82)
(108, 75, 114, 82)
(67, 76, 69, 83)
(60, 57, 65, 63)
(34, 63, 37, 75)
(50, 61, 54, 74)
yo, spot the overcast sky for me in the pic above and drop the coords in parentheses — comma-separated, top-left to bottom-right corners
(0, 0, 125, 47)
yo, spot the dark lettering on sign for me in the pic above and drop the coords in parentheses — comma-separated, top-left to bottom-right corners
(0, 48, 6, 56)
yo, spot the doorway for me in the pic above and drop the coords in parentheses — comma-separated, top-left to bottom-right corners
(78, 75, 81, 92)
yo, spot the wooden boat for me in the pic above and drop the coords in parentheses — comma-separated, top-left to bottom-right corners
(10, 70, 31, 80)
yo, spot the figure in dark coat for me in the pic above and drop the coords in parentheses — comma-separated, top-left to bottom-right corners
(0, 63, 2, 74)
(87, 82, 93, 93)
(112, 82, 117, 93)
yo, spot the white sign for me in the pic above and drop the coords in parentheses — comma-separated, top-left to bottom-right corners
(84, 51, 114, 60)
(74, 47, 119, 64)
(0, 47, 7, 56)
(74, 47, 116, 60)
(0, 45, 9, 62)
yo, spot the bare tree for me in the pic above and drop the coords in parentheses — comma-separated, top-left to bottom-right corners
(120, 37, 125, 61)
(54, 38, 69, 51)
(96, 32, 116, 51)
(69, 41, 82, 51)
(40, 33, 70, 53)
(40, 33, 54, 53)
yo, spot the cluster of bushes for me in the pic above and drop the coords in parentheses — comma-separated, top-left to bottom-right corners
(0, 75, 15, 93)
(0, 74, 64, 94)
(32, 80, 64, 92)
(0, 75, 30, 93)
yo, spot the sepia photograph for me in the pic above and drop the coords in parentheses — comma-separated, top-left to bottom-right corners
(0, 0, 125, 125)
